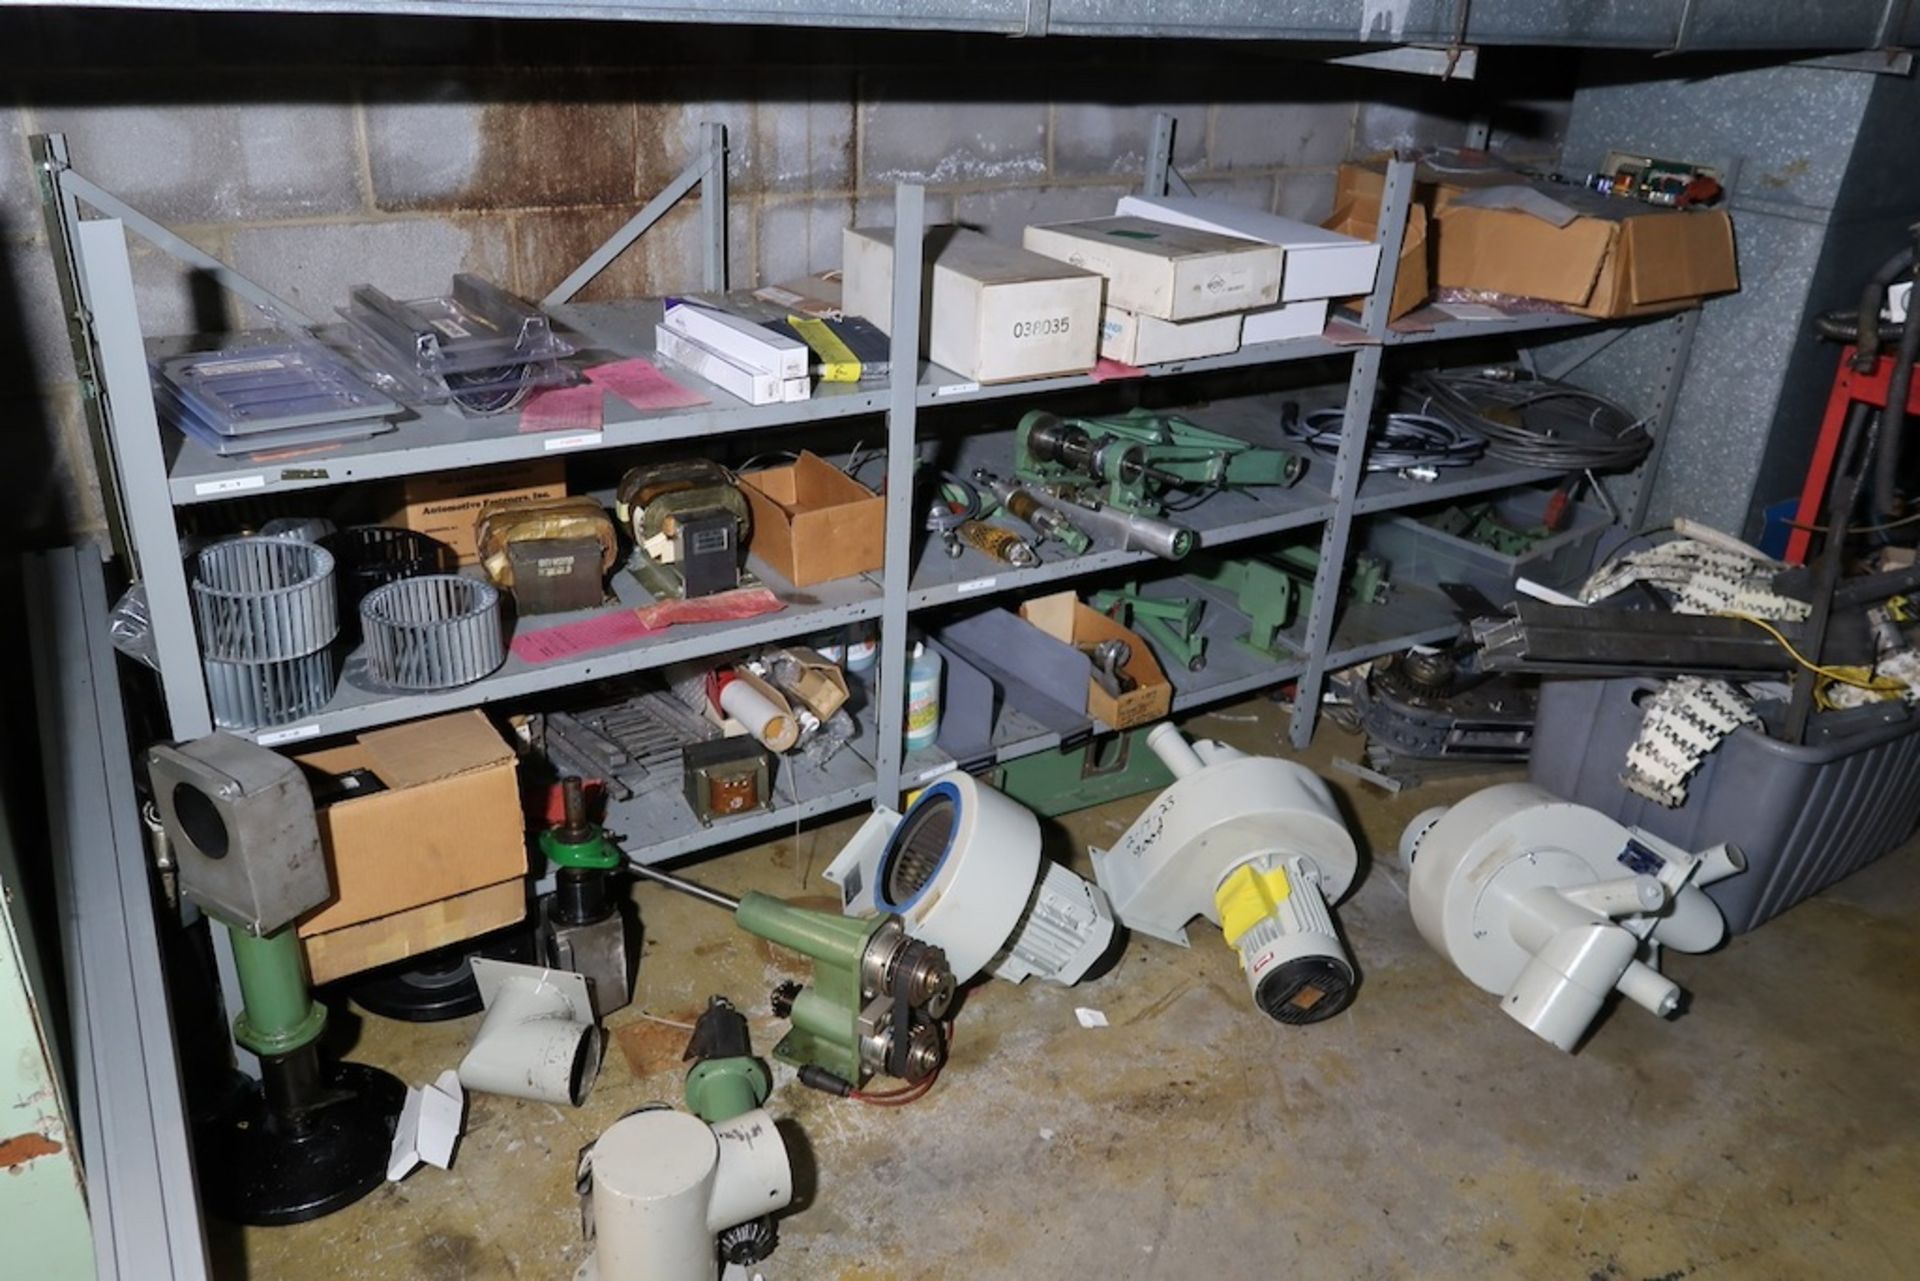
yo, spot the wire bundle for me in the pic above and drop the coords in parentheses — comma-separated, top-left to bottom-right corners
(1413, 369, 1653, 471)
(1282, 404, 1487, 472)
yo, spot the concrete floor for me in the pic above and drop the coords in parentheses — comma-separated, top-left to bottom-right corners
(232, 698, 1920, 1280)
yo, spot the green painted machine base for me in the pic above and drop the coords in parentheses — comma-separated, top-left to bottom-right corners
(992, 728, 1177, 818)
(685, 1055, 771, 1125)
(772, 1028, 859, 1085)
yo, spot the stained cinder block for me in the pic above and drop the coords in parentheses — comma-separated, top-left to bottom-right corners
(860, 74, 1047, 188)
(1274, 170, 1338, 224)
(1052, 98, 1206, 180)
(951, 182, 1135, 245)
(515, 196, 749, 301)
(1185, 174, 1276, 213)
(4, 381, 95, 543)
(635, 77, 755, 200)
(34, 94, 363, 224)
(753, 70, 856, 194)
(1, 109, 40, 237)
(366, 74, 639, 212)
(227, 217, 514, 316)
(10, 242, 78, 386)
(1212, 100, 1355, 171)
(851, 190, 956, 231)
(755, 196, 854, 288)
(1352, 97, 1471, 157)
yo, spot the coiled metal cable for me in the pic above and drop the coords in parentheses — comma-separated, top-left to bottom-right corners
(1282, 404, 1487, 472)
(1412, 369, 1653, 472)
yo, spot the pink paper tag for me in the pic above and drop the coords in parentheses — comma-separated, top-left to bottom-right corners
(510, 610, 662, 664)
(1091, 357, 1147, 382)
(585, 357, 711, 411)
(517, 384, 606, 434)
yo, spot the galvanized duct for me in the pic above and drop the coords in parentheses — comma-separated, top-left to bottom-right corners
(360, 575, 505, 691)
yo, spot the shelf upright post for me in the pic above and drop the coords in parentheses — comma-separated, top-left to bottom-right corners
(1142, 112, 1195, 198)
(873, 184, 928, 806)
(73, 220, 215, 742)
(1287, 157, 1416, 750)
(701, 121, 728, 292)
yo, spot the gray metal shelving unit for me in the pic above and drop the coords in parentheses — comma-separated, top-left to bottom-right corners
(36, 114, 1699, 870)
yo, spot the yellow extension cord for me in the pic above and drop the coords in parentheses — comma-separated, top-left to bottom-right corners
(1720, 611, 1909, 709)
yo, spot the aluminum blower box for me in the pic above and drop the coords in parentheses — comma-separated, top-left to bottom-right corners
(294, 711, 527, 983)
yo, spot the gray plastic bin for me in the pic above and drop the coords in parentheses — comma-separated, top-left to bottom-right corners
(1365, 489, 1611, 606)
(1528, 677, 1920, 932)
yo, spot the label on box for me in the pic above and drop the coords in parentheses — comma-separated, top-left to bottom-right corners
(257, 723, 322, 746)
(194, 473, 266, 496)
(1009, 314, 1075, 342)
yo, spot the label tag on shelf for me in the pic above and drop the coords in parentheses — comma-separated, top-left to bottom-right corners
(194, 474, 266, 497)
(256, 723, 321, 746)
(933, 382, 980, 399)
(956, 576, 998, 595)
(913, 761, 959, 785)
(542, 431, 604, 452)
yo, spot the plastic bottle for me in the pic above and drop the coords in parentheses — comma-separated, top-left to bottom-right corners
(905, 643, 943, 751)
(844, 623, 878, 674)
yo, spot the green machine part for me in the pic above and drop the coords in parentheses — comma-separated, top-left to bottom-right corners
(990, 727, 1178, 818)
(1195, 544, 1391, 659)
(228, 926, 329, 1057)
(1090, 583, 1208, 672)
(734, 890, 883, 1084)
(682, 995, 773, 1125)
(1013, 408, 1306, 515)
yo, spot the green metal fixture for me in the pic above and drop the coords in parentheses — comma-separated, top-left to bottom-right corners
(228, 926, 328, 1057)
(1195, 544, 1391, 659)
(1014, 407, 1305, 515)
(629, 864, 955, 1088)
(990, 727, 1177, 818)
(682, 995, 772, 1125)
(1092, 583, 1209, 671)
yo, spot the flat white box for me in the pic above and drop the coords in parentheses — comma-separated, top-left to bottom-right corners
(1115, 194, 1380, 303)
(1022, 216, 1281, 321)
(1098, 307, 1241, 365)
(653, 326, 789, 406)
(1241, 297, 1330, 345)
(662, 301, 809, 379)
(842, 226, 1102, 384)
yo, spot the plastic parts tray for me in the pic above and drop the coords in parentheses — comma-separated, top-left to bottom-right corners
(1364, 487, 1612, 606)
(155, 343, 400, 434)
(1529, 676, 1920, 932)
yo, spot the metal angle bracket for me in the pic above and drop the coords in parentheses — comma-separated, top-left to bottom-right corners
(1143, 112, 1196, 199)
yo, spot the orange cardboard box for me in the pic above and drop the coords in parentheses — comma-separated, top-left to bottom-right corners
(304, 881, 526, 985)
(738, 451, 886, 587)
(380, 459, 567, 565)
(1019, 591, 1172, 729)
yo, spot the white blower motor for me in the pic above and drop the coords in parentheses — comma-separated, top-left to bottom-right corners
(1092, 724, 1360, 1024)
(575, 1107, 792, 1281)
(823, 771, 1116, 986)
(1400, 782, 1744, 1052)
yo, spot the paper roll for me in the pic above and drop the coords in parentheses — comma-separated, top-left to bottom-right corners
(718, 677, 798, 752)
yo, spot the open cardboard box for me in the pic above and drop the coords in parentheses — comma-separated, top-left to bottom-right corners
(379, 459, 567, 566)
(1019, 591, 1172, 729)
(294, 710, 527, 983)
(1325, 180, 1430, 322)
(738, 450, 885, 587)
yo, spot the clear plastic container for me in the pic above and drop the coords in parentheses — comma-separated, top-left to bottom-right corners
(337, 274, 576, 414)
(154, 342, 399, 434)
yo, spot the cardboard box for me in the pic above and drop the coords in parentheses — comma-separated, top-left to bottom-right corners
(304, 881, 526, 985)
(294, 711, 527, 940)
(1023, 216, 1282, 321)
(1115, 194, 1379, 302)
(1328, 165, 1431, 321)
(1243, 298, 1330, 345)
(843, 226, 1102, 383)
(1019, 591, 1172, 729)
(738, 450, 885, 587)
(753, 273, 843, 318)
(1099, 307, 1242, 365)
(381, 460, 566, 566)
(776, 646, 851, 720)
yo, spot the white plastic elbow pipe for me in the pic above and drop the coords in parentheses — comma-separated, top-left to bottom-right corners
(1145, 723, 1205, 779)
(458, 960, 602, 1107)
(586, 1107, 792, 1281)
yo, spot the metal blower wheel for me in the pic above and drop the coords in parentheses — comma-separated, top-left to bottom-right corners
(359, 574, 505, 691)
(192, 535, 338, 663)
(882, 792, 957, 906)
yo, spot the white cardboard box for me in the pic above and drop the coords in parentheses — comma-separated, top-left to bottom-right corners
(1115, 194, 1380, 303)
(653, 326, 788, 405)
(662, 301, 809, 379)
(842, 226, 1102, 384)
(1022, 216, 1281, 321)
(1099, 307, 1241, 365)
(1242, 297, 1330, 345)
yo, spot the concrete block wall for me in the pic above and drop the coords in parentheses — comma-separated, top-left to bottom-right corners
(0, 13, 1566, 548)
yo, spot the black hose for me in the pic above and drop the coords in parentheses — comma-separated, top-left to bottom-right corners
(1850, 243, 1914, 369)
(1876, 291, 1920, 517)
(1812, 311, 1904, 346)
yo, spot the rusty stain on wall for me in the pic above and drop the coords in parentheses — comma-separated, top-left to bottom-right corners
(0, 1130, 63, 1171)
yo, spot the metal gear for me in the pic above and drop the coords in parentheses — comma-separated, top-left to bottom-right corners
(719, 1214, 778, 1265)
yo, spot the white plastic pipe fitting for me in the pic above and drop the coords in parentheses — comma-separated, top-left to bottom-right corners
(458, 959, 602, 1107)
(577, 1107, 792, 1281)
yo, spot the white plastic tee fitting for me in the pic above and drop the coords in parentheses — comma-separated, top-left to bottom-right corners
(457, 959, 602, 1107)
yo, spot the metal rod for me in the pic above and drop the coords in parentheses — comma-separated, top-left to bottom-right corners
(625, 861, 742, 912)
(542, 146, 708, 308)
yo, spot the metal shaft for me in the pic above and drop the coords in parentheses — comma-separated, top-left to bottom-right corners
(1048, 491, 1195, 560)
(626, 860, 743, 912)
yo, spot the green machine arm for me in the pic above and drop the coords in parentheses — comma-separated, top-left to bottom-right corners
(1014, 407, 1306, 514)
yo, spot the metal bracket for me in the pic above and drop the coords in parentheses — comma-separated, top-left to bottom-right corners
(1021, 0, 1051, 38)
(1143, 113, 1196, 199)
(546, 121, 728, 307)
(1329, 45, 1480, 80)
